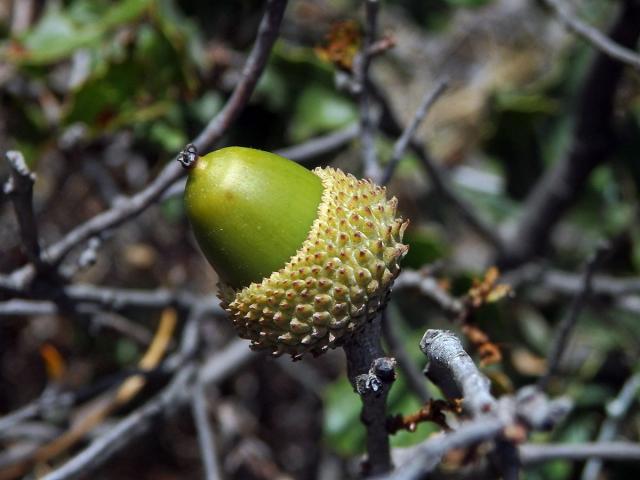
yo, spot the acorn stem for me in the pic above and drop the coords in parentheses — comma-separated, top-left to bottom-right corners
(343, 312, 396, 475)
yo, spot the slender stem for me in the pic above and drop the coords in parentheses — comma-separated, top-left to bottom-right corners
(191, 382, 222, 480)
(581, 372, 640, 480)
(541, 0, 640, 69)
(381, 309, 429, 403)
(343, 313, 394, 476)
(380, 79, 448, 186)
(523, 442, 640, 465)
(0, 0, 289, 292)
(368, 82, 504, 252)
(275, 123, 358, 164)
(357, 0, 381, 181)
(538, 245, 610, 390)
(497, 0, 640, 268)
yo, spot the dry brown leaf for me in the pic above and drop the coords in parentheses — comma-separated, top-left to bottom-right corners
(467, 266, 512, 308)
(387, 399, 462, 434)
(315, 20, 361, 71)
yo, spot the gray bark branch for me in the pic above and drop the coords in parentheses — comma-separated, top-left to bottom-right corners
(498, 0, 640, 268)
(420, 329, 495, 416)
(344, 314, 395, 476)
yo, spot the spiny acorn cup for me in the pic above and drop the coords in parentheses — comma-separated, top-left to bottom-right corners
(182, 145, 408, 359)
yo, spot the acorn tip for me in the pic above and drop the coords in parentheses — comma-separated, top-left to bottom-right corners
(177, 143, 199, 169)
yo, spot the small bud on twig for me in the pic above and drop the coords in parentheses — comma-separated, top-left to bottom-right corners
(355, 356, 397, 396)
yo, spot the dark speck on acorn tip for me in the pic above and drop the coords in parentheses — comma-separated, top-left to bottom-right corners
(177, 143, 199, 169)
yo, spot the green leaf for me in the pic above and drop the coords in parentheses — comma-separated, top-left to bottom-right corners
(323, 375, 364, 456)
(64, 60, 139, 127)
(255, 66, 289, 111)
(189, 92, 223, 124)
(402, 227, 449, 269)
(290, 84, 357, 142)
(148, 121, 187, 153)
(102, 0, 150, 26)
(4, 0, 151, 65)
(19, 7, 100, 64)
(149, 0, 207, 88)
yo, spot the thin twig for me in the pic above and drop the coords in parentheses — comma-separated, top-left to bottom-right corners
(0, 403, 41, 433)
(541, 0, 640, 70)
(162, 122, 359, 201)
(581, 372, 640, 480)
(369, 82, 504, 252)
(522, 441, 640, 465)
(199, 339, 255, 385)
(504, 263, 640, 317)
(498, 0, 640, 268)
(343, 314, 395, 476)
(0, 285, 223, 317)
(62, 283, 219, 313)
(0, 390, 73, 433)
(385, 387, 571, 480)
(39, 365, 196, 480)
(389, 441, 640, 478)
(386, 416, 508, 480)
(506, 264, 640, 297)
(40, 339, 255, 480)
(0, 0, 289, 291)
(415, 331, 573, 480)
(380, 79, 448, 186)
(191, 382, 222, 480)
(551, 271, 640, 297)
(192, 0, 288, 151)
(0, 310, 177, 479)
(538, 245, 610, 390)
(367, 36, 396, 58)
(356, 0, 382, 181)
(0, 299, 59, 316)
(381, 310, 430, 403)
(60, 236, 102, 279)
(88, 310, 154, 346)
(3, 151, 42, 267)
(394, 270, 464, 318)
(275, 123, 358, 164)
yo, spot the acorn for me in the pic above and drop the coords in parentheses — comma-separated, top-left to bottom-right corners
(182, 145, 408, 358)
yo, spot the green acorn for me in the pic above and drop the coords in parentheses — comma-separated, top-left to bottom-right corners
(183, 146, 408, 358)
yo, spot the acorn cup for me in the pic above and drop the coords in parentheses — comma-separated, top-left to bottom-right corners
(182, 146, 408, 359)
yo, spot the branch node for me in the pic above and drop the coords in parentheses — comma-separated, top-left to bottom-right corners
(356, 357, 397, 395)
(515, 386, 573, 431)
